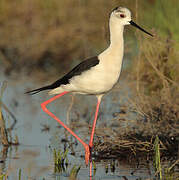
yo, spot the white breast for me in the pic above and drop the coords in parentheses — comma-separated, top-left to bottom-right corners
(67, 49, 123, 94)
(49, 45, 124, 95)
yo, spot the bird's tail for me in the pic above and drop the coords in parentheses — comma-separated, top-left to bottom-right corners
(25, 85, 53, 95)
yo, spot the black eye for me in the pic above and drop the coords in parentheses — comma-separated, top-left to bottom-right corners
(120, 14, 125, 18)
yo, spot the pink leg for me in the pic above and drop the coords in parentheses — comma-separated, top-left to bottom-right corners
(89, 99, 101, 148)
(41, 91, 90, 165)
(90, 160, 93, 178)
(89, 99, 101, 178)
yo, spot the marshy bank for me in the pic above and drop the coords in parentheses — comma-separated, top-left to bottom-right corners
(0, 0, 179, 179)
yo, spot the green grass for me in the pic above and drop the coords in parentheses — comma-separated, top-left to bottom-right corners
(141, 0, 179, 45)
(53, 148, 80, 179)
(153, 136, 179, 180)
(53, 148, 69, 173)
(69, 165, 81, 180)
(0, 174, 6, 180)
(18, 169, 21, 180)
(154, 135, 162, 179)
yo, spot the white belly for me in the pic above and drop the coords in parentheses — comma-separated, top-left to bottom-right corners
(49, 47, 124, 95)
(68, 61, 122, 94)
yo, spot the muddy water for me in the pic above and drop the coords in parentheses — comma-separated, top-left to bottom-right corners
(0, 70, 154, 180)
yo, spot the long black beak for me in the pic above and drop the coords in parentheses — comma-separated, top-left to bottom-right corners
(129, 20, 153, 37)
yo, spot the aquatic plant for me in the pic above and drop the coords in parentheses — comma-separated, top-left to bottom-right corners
(0, 174, 5, 180)
(18, 169, 21, 180)
(92, 160, 97, 176)
(53, 148, 81, 179)
(53, 148, 69, 173)
(154, 135, 162, 179)
(164, 159, 179, 180)
(0, 82, 9, 145)
(153, 136, 179, 180)
(69, 165, 81, 180)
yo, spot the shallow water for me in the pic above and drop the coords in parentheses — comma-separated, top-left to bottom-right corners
(0, 70, 156, 180)
(0, 145, 155, 180)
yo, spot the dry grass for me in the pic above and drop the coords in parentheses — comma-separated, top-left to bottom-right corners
(0, 1, 178, 77)
(0, 82, 19, 146)
(131, 33, 179, 135)
(93, 33, 179, 161)
(0, 82, 9, 145)
(0, 0, 116, 75)
(0, 0, 151, 76)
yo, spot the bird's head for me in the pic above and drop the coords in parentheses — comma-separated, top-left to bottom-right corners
(111, 7, 132, 25)
(111, 7, 153, 36)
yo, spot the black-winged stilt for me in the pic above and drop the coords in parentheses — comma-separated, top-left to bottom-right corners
(26, 7, 152, 176)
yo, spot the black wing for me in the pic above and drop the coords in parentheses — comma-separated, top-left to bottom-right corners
(25, 56, 99, 95)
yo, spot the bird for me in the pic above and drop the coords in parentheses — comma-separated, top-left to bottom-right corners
(26, 6, 152, 176)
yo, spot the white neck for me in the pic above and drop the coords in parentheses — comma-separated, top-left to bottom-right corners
(99, 18, 124, 62)
(109, 18, 124, 49)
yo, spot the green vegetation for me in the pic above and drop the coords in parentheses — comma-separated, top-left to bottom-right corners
(0, 149, 80, 180)
(153, 136, 179, 180)
(18, 169, 21, 180)
(92, 160, 97, 176)
(69, 165, 81, 180)
(141, 0, 179, 45)
(154, 136, 162, 179)
(53, 148, 81, 179)
(53, 148, 69, 173)
(0, 174, 6, 180)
